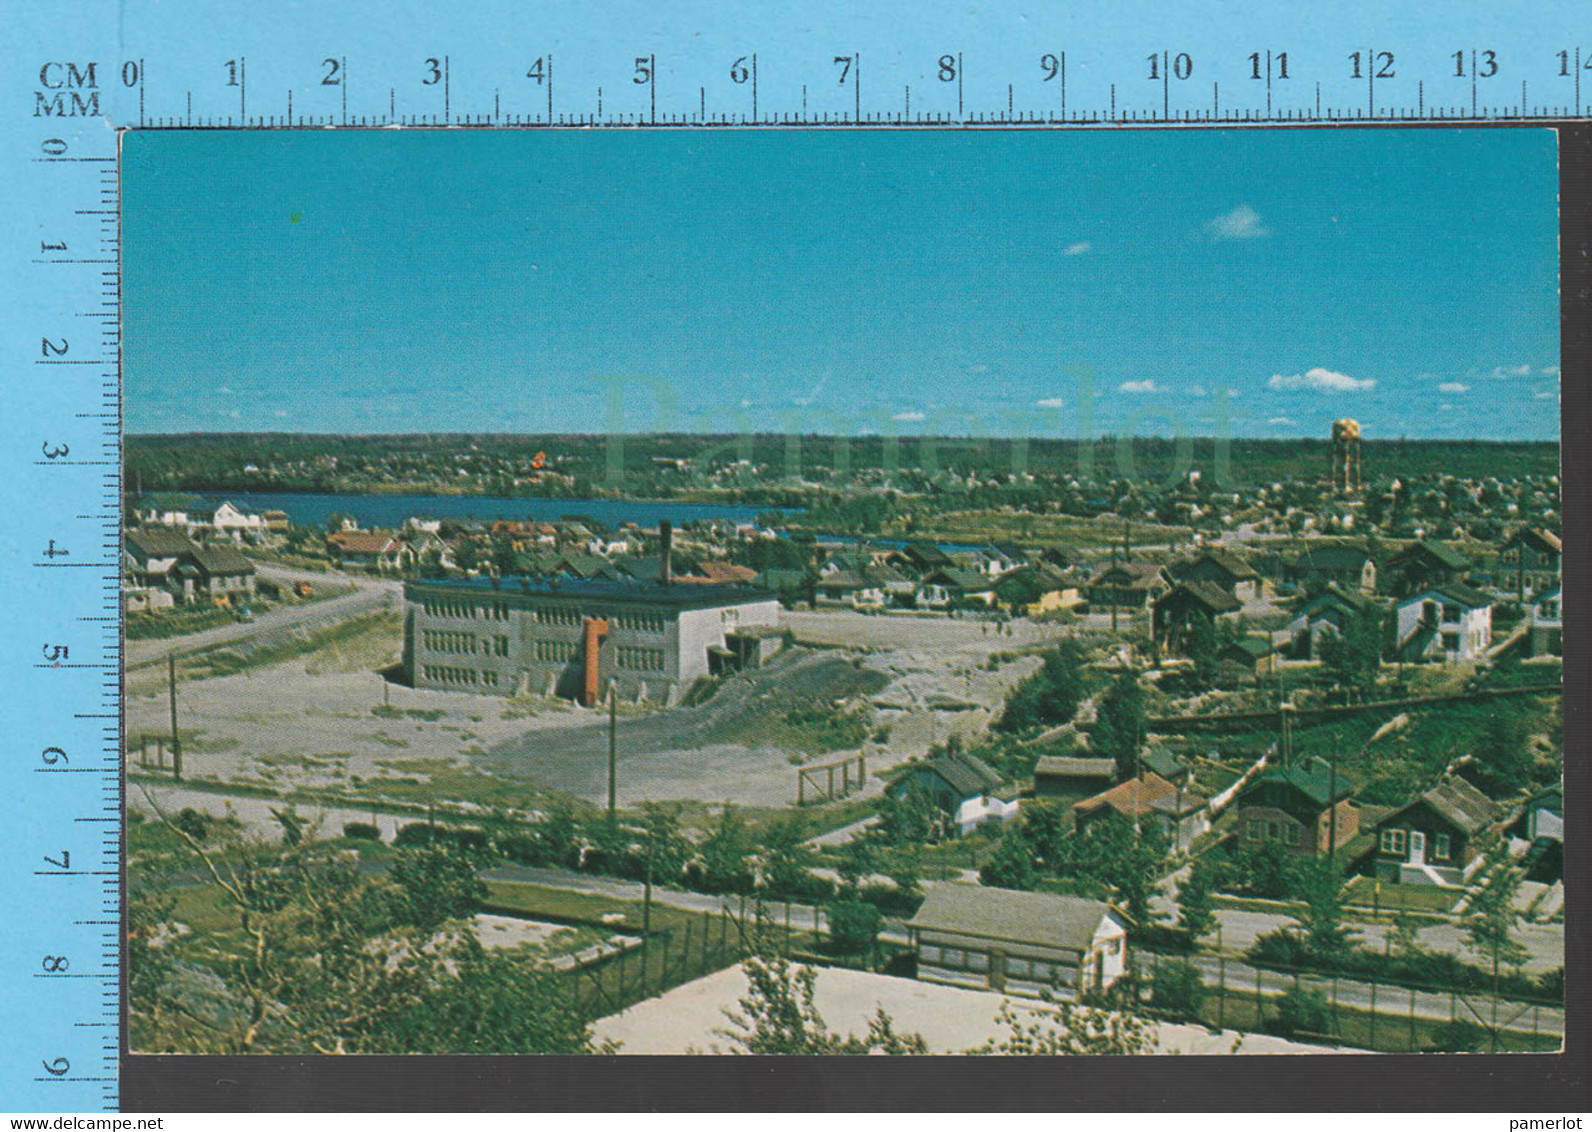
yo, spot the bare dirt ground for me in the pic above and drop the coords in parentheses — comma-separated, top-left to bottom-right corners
(127, 607, 1056, 811)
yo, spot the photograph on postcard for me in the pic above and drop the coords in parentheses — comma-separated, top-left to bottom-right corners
(119, 127, 1563, 1056)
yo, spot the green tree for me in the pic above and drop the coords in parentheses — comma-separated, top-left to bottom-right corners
(1317, 605, 1385, 701)
(979, 826, 1038, 891)
(877, 781, 937, 847)
(995, 641, 1087, 734)
(698, 804, 755, 893)
(1092, 673, 1147, 781)
(639, 802, 691, 885)
(389, 845, 487, 932)
(1060, 812, 1167, 925)
(717, 954, 928, 1054)
(1152, 957, 1207, 1021)
(1176, 860, 1218, 944)
(1292, 856, 1355, 959)
(825, 899, 881, 954)
(835, 837, 876, 896)
(1462, 843, 1529, 1051)
(1271, 985, 1331, 1037)
(1463, 710, 1533, 797)
(1184, 615, 1220, 687)
(759, 814, 813, 897)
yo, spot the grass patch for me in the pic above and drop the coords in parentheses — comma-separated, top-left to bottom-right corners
(1343, 875, 1461, 914)
(127, 606, 237, 641)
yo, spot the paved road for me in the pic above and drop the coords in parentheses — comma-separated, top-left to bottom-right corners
(126, 567, 398, 670)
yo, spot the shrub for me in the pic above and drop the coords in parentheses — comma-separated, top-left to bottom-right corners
(1271, 985, 1332, 1037)
(825, 900, 881, 955)
(342, 822, 381, 842)
(394, 822, 441, 848)
(1152, 958, 1207, 1021)
(172, 808, 210, 843)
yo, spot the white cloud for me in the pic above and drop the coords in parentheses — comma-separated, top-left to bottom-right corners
(1204, 204, 1269, 240)
(1438, 382, 1470, 393)
(1490, 363, 1532, 379)
(1063, 241, 1092, 256)
(1534, 390, 1558, 400)
(1440, 403, 1456, 411)
(1187, 384, 1207, 397)
(1266, 367, 1375, 392)
(1034, 397, 1066, 409)
(892, 410, 926, 422)
(272, 409, 289, 418)
(1117, 380, 1161, 394)
(1542, 365, 1560, 376)
(1267, 416, 1297, 426)
(967, 363, 991, 374)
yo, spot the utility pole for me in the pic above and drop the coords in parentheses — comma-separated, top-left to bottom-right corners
(168, 653, 182, 780)
(608, 683, 618, 823)
(642, 824, 655, 938)
(1327, 745, 1339, 857)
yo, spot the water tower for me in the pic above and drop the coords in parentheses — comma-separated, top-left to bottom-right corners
(1330, 418, 1362, 494)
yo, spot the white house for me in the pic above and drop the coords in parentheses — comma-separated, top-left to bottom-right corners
(953, 792, 1021, 835)
(1395, 583, 1493, 663)
(907, 885, 1129, 1000)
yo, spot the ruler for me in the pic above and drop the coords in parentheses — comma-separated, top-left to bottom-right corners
(0, 0, 1584, 1112)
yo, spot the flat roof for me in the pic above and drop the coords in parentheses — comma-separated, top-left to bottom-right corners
(406, 574, 775, 611)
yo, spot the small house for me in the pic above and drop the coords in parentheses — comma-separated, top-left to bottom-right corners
(1386, 539, 1472, 598)
(996, 563, 1082, 617)
(327, 530, 413, 573)
(907, 884, 1130, 1000)
(1286, 544, 1377, 594)
(175, 541, 257, 605)
(1217, 635, 1279, 682)
(1032, 756, 1116, 799)
(1286, 584, 1382, 659)
(888, 751, 1016, 834)
(1497, 528, 1561, 598)
(1235, 757, 1358, 857)
(1394, 583, 1493, 663)
(1528, 584, 1562, 658)
(1072, 772, 1211, 852)
(916, 567, 996, 609)
(1086, 561, 1172, 610)
(1152, 581, 1243, 651)
(1178, 549, 1263, 601)
(968, 543, 1024, 579)
(1369, 777, 1505, 886)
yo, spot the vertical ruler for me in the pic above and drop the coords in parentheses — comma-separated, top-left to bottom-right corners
(0, 113, 123, 1113)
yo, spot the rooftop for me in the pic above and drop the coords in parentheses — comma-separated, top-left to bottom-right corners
(406, 574, 773, 611)
(908, 883, 1118, 954)
(1033, 756, 1117, 779)
(1248, 757, 1357, 807)
(1074, 771, 1207, 820)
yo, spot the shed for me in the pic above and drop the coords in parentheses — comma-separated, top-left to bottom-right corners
(907, 884, 1129, 1000)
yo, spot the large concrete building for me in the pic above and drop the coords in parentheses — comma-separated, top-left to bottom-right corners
(403, 570, 780, 704)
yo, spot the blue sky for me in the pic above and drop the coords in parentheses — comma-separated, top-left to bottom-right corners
(123, 128, 1560, 440)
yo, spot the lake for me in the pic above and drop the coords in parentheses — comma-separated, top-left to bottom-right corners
(194, 491, 787, 531)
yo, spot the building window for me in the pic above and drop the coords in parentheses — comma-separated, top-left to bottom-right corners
(1380, 828, 1407, 856)
(919, 944, 941, 965)
(1266, 819, 1281, 842)
(1244, 819, 1262, 841)
(1281, 822, 1300, 846)
(1434, 833, 1451, 860)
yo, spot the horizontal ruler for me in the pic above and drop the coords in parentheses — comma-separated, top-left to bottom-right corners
(18, 1, 1592, 128)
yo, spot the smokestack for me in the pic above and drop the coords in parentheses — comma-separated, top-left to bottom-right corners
(660, 520, 673, 586)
